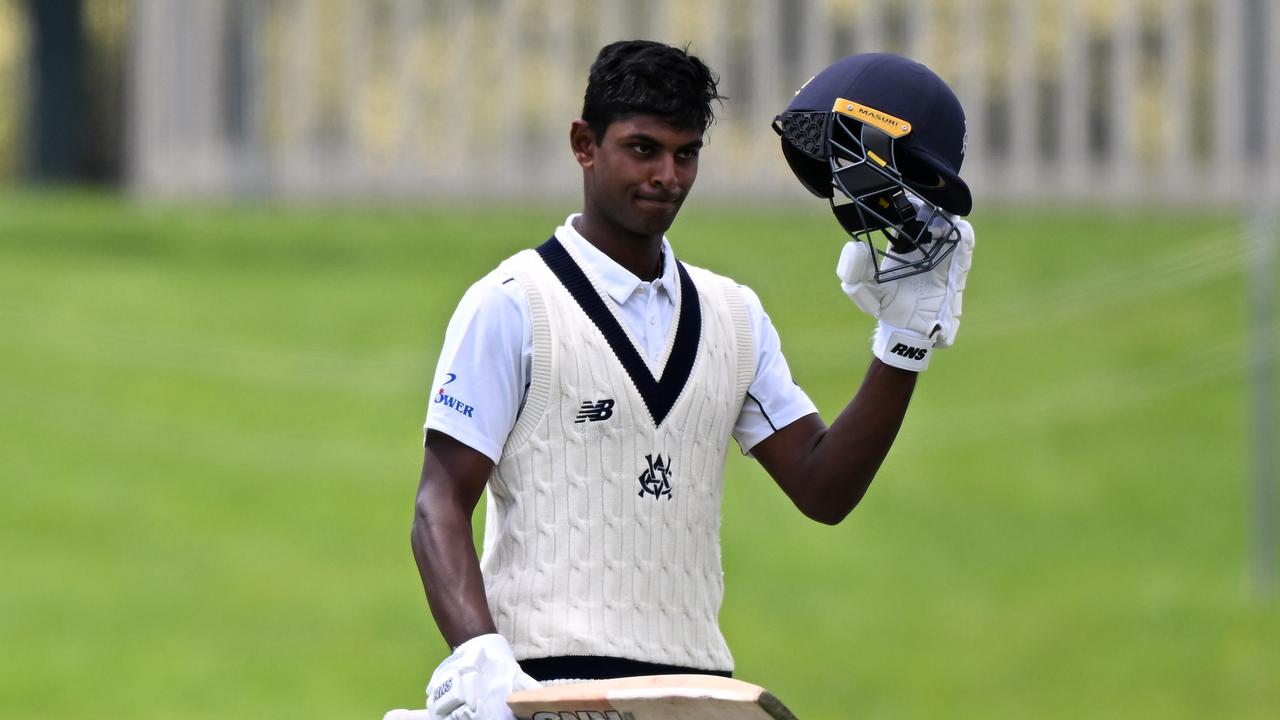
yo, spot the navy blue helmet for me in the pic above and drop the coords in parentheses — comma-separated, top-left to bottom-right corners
(774, 53, 971, 281)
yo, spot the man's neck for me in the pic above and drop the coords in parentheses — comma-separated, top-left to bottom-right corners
(572, 214, 664, 282)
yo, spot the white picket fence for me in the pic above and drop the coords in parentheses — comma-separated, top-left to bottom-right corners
(127, 0, 1280, 205)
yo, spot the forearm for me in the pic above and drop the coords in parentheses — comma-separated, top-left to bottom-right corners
(797, 358, 917, 522)
(412, 490, 497, 648)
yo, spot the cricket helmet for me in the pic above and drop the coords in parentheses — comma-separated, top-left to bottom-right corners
(774, 53, 971, 282)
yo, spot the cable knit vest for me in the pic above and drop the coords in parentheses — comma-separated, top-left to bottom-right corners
(480, 238, 755, 671)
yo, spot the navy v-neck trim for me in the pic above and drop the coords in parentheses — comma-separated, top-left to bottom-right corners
(536, 236, 701, 428)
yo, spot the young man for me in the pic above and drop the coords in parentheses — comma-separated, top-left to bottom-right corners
(413, 42, 974, 720)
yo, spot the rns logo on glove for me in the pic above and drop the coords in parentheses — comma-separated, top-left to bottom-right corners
(889, 343, 929, 361)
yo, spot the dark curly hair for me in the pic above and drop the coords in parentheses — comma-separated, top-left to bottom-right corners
(581, 40, 724, 143)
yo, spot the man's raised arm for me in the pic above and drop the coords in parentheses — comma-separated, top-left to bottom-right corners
(751, 217, 975, 525)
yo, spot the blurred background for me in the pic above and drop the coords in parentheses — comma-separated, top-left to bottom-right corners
(1, 1, 1276, 718)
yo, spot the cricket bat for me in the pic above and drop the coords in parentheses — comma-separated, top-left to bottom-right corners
(506, 674, 799, 720)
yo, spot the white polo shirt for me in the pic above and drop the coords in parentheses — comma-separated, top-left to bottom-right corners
(424, 214, 817, 462)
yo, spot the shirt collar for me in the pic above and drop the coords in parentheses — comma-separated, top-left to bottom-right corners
(555, 213, 678, 305)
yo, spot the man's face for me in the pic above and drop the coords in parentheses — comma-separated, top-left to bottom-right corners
(573, 115, 703, 239)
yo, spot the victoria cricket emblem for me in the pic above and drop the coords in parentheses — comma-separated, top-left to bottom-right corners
(638, 454, 673, 500)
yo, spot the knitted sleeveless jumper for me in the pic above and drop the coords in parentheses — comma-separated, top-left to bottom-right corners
(480, 238, 755, 671)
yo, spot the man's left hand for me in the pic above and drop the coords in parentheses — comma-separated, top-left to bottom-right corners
(837, 215, 975, 371)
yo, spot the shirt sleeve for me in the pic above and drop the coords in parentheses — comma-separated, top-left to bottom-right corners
(424, 271, 529, 463)
(731, 284, 819, 454)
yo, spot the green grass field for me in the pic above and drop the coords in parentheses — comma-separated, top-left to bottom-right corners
(1, 191, 1276, 719)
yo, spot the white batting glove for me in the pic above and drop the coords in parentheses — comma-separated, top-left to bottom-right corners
(424, 634, 539, 720)
(837, 214, 975, 371)
(383, 710, 430, 719)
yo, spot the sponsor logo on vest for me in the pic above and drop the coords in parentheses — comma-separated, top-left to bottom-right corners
(527, 707, 632, 712)
(431, 678, 451, 703)
(889, 342, 929, 361)
(638, 453, 673, 500)
(574, 398, 615, 423)
(433, 373, 474, 418)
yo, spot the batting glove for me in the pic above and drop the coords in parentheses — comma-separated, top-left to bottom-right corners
(837, 214, 975, 371)
(425, 634, 539, 720)
(383, 710, 430, 719)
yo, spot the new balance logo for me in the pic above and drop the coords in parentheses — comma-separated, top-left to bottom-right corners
(574, 399, 615, 423)
(889, 342, 929, 361)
